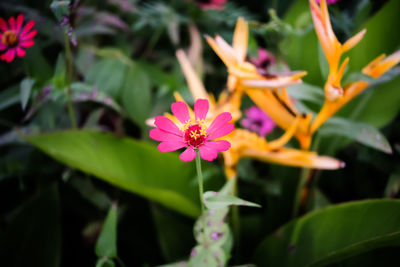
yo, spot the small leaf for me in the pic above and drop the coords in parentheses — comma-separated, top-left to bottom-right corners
(286, 83, 324, 104)
(384, 174, 400, 198)
(20, 78, 35, 111)
(319, 117, 392, 153)
(50, 0, 70, 22)
(0, 85, 19, 111)
(96, 203, 118, 258)
(318, 43, 329, 80)
(203, 191, 261, 210)
(95, 258, 116, 267)
(343, 72, 375, 84)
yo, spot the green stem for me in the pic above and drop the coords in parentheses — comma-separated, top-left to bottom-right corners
(231, 176, 241, 263)
(195, 152, 205, 212)
(64, 30, 77, 129)
(292, 133, 321, 217)
(195, 152, 208, 247)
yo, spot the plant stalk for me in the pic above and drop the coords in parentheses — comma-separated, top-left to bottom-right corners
(293, 133, 321, 217)
(195, 152, 205, 212)
(64, 30, 77, 129)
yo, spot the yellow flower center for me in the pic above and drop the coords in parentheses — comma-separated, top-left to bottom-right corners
(2, 30, 18, 47)
(182, 119, 208, 147)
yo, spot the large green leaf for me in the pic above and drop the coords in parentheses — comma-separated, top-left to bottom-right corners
(319, 117, 392, 154)
(26, 130, 200, 217)
(121, 64, 152, 128)
(254, 199, 400, 267)
(85, 58, 127, 99)
(0, 184, 61, 267)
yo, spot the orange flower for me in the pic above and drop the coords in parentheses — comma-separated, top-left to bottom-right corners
(309, 0, 400, 133)
(205, 17, 313, 149)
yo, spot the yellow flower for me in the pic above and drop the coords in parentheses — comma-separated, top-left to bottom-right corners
(205, 17, 314, 149)
(309, 0, 400, 132)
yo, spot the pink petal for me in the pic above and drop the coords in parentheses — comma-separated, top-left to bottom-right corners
(154, 116, 182, 136)
(171, 101, 190, 124)
(16, 47, 26, 57)
(194, 99, 209, 121)
(0, 17, 8, 32)
(0, 48, 16, 63)
(158, 141, 187, 153)
(20, 20, 35, 36)
(149, 128, 183, 142)
(199, 145, 218, 161)
(207, 112, 232, 135)
(19, 40, 35, 48)
(179, 146, 196, 162)
(20, 29, 37, 40)
(15, 14, 24, 34)
(207, 123, 234, 140)
(204, 140, 231, 152)
(0, 43, 6, 51)
(8, 17, 15, 30)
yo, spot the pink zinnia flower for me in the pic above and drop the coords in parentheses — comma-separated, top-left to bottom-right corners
(150, 99, 234, 162)
(241, 106, 276, 137)
(0, 14, 37, 63)
(316, 0, 339, 4)
(195, 0, 227, 10)
(250, 48, 277, 76)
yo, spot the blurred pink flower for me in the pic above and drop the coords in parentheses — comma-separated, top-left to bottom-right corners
(195, 0, 227, 10)
(316, 0, 339, 4)
(241, 106, 276, 137)
(150, 99, 234, 162)
(0, 14, 36, 63)
(250, 48, 277, 76)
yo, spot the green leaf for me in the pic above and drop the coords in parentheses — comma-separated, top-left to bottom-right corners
(95, 258, 116, 267)
(26, 130, 200, 217)
(318, 43, 329, 80)
(151, 205, 194, 262)
(203, 192, 261, 210)
(384, 174, 400, 198)
(96, 204, 118, 258)
(85, 58, 127, 99)
(20, 78, 35, 111)
(286, 83, 324, 104)
(343, 72, 375, 84)
(254, 199, 400, 267)
(121, 64, 151, 127)
(0, 85, 19, 111)
(337, 0, 400, 128)
(0, 184, 61, 267)
(283, 0, 322, 85)
(50, 0, 71, 22)
(319, 117, 392, 154)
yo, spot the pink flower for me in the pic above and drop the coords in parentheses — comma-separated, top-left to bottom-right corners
(150, 99, 234, 162)
(250, 48, 277, 76)
(316, 0, 339, 4)
(195, 0, 227, 10)
(0, 14, 36, 63)
(241, 106, 276, 137)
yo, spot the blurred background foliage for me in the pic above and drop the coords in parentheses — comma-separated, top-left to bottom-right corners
(0, 0, 400, 266)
